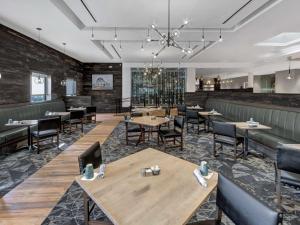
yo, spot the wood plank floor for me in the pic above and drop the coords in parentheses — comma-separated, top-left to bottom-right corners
(0, 115, 121, 225)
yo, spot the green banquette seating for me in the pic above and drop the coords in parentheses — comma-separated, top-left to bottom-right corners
(0, 100, 67, 152)
(205, 98, 300, 159)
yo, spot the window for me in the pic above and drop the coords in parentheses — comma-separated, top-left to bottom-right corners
(31, 72, 51, 102)
(66, 78, 77, 96)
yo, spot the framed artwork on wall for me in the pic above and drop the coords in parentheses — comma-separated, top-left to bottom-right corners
(92, 74, 113, 90)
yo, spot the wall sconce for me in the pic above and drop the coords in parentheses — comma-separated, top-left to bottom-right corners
(0, 73, 2, 79)
(60, 79, 66, 86)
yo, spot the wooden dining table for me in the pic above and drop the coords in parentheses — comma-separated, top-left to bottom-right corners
(127, 116, 170, 145)
(229, 122, 271, 159)
(76, 148, 218, 225)
(198, 111, 223, 132)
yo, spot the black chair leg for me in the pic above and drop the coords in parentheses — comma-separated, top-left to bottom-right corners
(57, 133, 59, 149)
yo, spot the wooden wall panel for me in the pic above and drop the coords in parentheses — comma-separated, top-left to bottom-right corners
(82, 63, 122, 113)
(0, 24, 83, 105)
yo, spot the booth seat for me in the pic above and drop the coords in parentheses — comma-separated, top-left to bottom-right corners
(205, 98, 300, 159)
(0, 100, 67, 152)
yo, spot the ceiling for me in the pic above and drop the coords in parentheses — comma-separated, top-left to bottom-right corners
(1, 0, 300, 74)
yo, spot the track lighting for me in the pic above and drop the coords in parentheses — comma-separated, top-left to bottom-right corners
(114, 27, 118, 41)
(36, 27, 42, 42)
(219, 28, 223, 42)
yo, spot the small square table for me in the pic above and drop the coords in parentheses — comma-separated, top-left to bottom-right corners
(127, 116, 170, 145)
(5, 120, 38, 151)
(198, 111, 223, 132)
(76, 148, 218, 225)
(229, 122, 271, 159)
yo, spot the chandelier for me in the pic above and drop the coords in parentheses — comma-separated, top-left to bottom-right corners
(148, 0, 192, 58)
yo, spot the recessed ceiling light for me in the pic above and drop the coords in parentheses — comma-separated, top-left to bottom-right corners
(256, 33, 300, 47)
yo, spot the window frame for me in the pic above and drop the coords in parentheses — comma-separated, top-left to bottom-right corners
(65, 78, 77, 96)
(30, 71, 51, 103)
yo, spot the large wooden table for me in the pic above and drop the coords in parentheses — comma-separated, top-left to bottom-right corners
(76, 148, 218, 225)
(230, 122, 271, 158)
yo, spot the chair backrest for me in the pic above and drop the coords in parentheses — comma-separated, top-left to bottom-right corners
(174, 116, 185, 133)
(212, 121, 236, 138)
(131, 112, 143, 117)
(86, 106, 97, 114)
(186, 110, 198, 120)
(277, 146, 300, 173)
(70, 110, 85, 120)
(217, 174, 282, 225)
(149, 109, 166, 117)
(177, 104, 186, 113)
(78, 142, 102, 174)
(38, 117, 61, 132)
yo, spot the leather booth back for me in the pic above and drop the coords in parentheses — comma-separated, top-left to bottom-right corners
(0, 100, 66, 132)
(78, 142, 102, 173)
(277, 146, 300, 173)
(217, 174, 282, 225)
(174, 116, 185, 131)
(205, 98, 300, 142)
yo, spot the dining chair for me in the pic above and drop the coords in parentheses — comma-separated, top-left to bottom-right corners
(64, 110, 85, 133)
(186, 110, 205, 134)
(212, 121, 244, 159)
(31, 117, 60, 153)
(78, 142, 103, 223)
(188, 174, 283, 225)
(85, 106, 97, 124)
(275, 145, 300, 207)
(158, 116, 184, 151)
(177, 104, 187, 117)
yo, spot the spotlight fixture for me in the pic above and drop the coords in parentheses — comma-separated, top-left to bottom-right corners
(219, 28, 223, 42)
(202, 28, 205, 42)
(114, 27, 118, 41)
(146, 28, 151, 42)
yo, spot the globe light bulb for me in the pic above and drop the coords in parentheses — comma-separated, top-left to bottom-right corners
(172, 29, 180, 38)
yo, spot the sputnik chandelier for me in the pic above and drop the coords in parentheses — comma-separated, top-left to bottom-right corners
(147, 0, 193, 58)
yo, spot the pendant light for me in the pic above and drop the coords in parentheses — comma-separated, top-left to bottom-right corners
(91, 27, 94, 40)
(219, 28, 223, 42)
(146, 28, 151, 42)
(119, 40, 122, 50)
(114, 27, 118, 41)
(201, 28, 205, 42)
(286, 60, 294, 80)
(141, 41, 145, 51)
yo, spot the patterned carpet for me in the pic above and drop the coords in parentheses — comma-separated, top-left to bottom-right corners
(41, 122, 300, 225)
(0, 123, 97, 197)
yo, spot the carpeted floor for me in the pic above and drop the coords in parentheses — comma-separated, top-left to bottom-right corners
(0, 123, 97, 197)
(41, 122, 300, 225)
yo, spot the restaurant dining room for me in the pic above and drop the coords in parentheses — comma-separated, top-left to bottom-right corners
(1, 0, 300, 225)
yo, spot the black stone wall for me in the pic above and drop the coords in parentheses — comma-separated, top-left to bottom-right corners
(185, 91, 300, 108)
(0, 24, 83, 105)
(82, 63, 122, 113)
